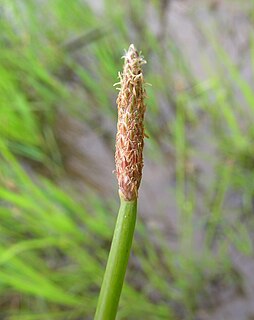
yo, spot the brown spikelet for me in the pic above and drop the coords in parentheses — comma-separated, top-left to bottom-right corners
(115, 44, 146, 201)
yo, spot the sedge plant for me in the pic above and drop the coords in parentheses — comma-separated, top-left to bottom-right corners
(94, 44, 147, 320)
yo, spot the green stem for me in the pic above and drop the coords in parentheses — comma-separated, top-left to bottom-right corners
(94, 197, 137, 320)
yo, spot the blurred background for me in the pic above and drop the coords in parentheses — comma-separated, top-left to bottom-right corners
(1, 0, 254, 319)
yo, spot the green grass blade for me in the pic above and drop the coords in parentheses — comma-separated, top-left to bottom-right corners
(94, 198, 137, 320)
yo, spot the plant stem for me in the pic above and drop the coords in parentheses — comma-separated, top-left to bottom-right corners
(94, 197, 137, 320)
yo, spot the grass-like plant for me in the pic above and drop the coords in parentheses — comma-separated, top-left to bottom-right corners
(1, 2, 254, 319)
(94, 44, 147, 320)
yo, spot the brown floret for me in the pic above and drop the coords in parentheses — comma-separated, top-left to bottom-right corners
(115, 44, 146, 201)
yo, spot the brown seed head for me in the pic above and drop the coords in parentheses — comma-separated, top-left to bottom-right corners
(115, 44, 146, 201)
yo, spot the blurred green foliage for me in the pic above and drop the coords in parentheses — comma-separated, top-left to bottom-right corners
(0, 0, 254, 319)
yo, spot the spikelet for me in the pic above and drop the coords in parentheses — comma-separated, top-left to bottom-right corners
(115, 44, 146, 201)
